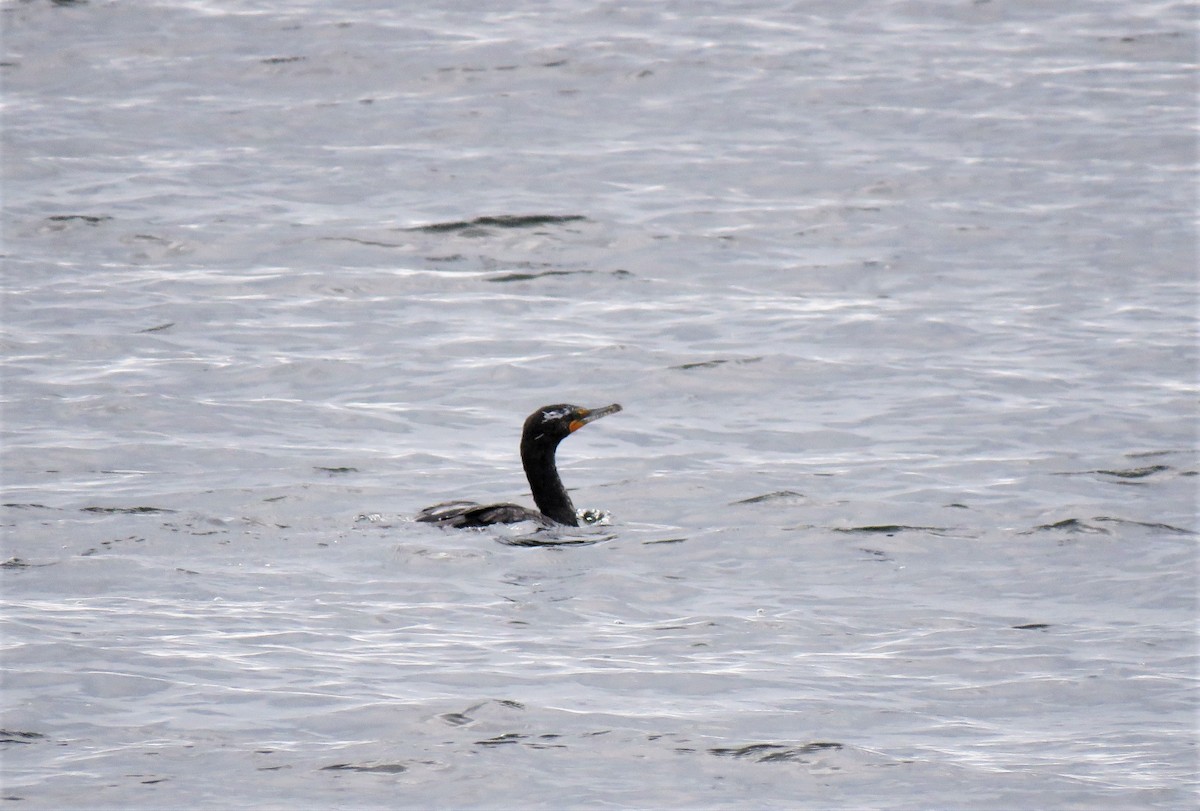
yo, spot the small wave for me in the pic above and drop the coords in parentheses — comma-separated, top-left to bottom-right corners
(407, 214, 587, 234)
(81, 506, 176, 514)
(709, 741, 844, 763)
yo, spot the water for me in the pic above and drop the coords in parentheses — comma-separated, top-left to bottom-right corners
(2, 1, 1196, 808)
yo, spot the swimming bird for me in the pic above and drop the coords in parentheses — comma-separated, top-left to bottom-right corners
(416, 403, 622, 528)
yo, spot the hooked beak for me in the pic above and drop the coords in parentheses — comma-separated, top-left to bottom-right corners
(569, 403, 622, 433)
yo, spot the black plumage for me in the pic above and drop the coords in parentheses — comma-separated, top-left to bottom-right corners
(416, 403, 622, 528)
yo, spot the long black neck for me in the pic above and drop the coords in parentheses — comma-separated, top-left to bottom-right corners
(520, 439, 578, 526)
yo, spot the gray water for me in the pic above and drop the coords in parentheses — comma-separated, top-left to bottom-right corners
(2, 1, 1197, 808)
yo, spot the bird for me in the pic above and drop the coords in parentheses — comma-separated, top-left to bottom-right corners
(416, 403, 622, 529)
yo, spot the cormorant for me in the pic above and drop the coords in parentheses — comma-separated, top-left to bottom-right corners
(416, 402, 622, 528)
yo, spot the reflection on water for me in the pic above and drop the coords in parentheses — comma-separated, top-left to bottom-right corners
(2, 0, 1195, 808)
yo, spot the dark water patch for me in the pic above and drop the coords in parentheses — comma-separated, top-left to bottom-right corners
(1056, 464, 1171, 480)
(438, 700, 492, 727)
(1093, 516, 1196, 535)
(473, 731, 565, 750)
(322, 762, 407, 774)
(320, 236, 403, 248)
(3, 503, 53, 509)
(438, 59, 568, 73)
(84, 538, 148, 556)
(834, 525, 943, 535)
(671, 356, 763, 371)
(643, 537, 687, 545)
(46, 214, 109, 224)
(261, 56, 305, 64)
(858, 548, 893, 562)
(474, 733, 525, 746)
(408, 214, 587, 234)
(1096, 465, 1170, 478)
(709, 741, 843, 763)
(1013, 623, 1052, 631)
(946, 502, 970, 509)
(136, 322, 174, 333)
(1100, 31, 1187, 44)
(82, 506, 176, 514)
(499, 536, 606, 547)
(1023, 518, 1111, 535)
(98, 535, 144, 549)
(733, 490, 803, 505)
(128, 233, 162, 242)
(314, 466, 358, 474)
(497, 532, 612, 548)
(488, 268, 593, 283)
(3, 557, 58, 570)
(161, 518, 232, 538)
(0, 730, 46, 744)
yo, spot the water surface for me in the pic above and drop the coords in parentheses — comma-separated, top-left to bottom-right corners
(2, 1, 1196, 808)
